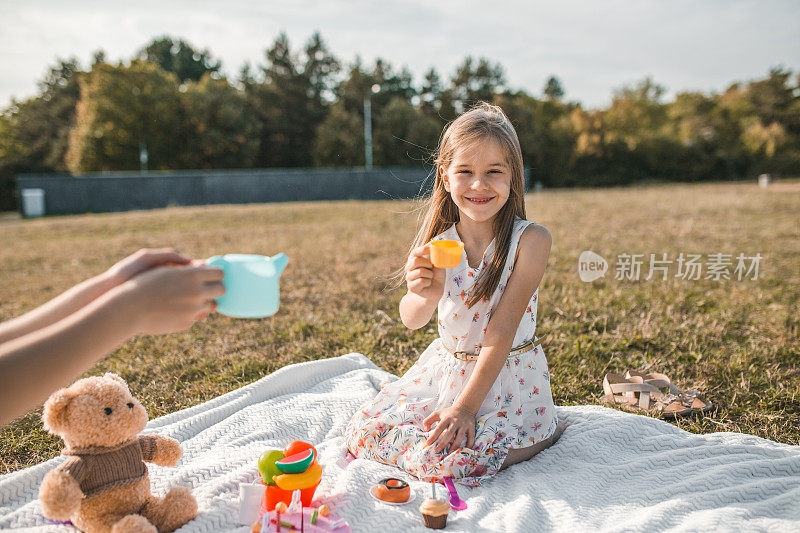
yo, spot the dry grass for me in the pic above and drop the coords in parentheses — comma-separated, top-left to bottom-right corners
(1, 179, 798, 474)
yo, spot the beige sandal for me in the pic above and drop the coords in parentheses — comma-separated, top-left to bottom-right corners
(601, 373, 692, 418)
(625, 370, 714, 415)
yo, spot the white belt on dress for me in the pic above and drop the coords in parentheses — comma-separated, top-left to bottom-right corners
(444, 334, 547, 362)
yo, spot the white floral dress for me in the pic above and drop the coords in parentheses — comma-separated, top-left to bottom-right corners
(344, 218, 558, 486)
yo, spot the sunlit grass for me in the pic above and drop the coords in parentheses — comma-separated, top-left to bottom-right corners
(1, 179, 798, 473)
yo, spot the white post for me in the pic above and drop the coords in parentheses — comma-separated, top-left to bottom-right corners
(364, 95, 373, 170)
(139, 141, 148, 173)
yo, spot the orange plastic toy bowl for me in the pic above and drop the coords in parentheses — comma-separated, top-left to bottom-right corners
(429, 240, 464, 268)
(259, 479, 321, 513)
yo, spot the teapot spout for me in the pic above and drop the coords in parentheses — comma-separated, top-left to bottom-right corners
(271, 253, 289, 275)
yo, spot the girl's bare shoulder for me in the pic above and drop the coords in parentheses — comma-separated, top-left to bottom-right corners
(519, 222, 552, 251)
(517, 222, 553, 261)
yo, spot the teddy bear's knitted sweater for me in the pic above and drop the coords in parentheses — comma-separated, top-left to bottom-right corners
(58, 435, 159, 497)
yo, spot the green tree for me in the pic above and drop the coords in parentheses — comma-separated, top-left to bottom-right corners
(312, 58, 373, 167)
(311, 101, 364, 166)
(138, 36, 221, 83)
(7, 59, 81, 171)
(303, 32, 340, 105)
(738, 68, 799, 172)
(245, 33, 303, 167)
(494, 90, 577, 187)
(450, 57, 505, 110)
(604, 77, 668, 149)
(66, 60, 186, 172)
(299, 32, 341, 158)
(663, 91, 735, 181)
(0, 58, 81, 209)
(712, 68, 800, 175)
(371, 59, 416, 107)
(181, 75, 258, 169)
(420, 68, 442, 118)
(246, 32, 340, 167)
(333, 57, 372, 114)
(745, 67, 797, 128)
(543, 76, 565, 101)
(667, 91, 717, 145)
(334, 58, 415, 115)
(0, 114, 27, 210)
(373, 96, 440, 166)
(419, 67, 457, 124)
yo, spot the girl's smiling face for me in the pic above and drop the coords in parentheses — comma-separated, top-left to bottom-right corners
(441, 139, 511, 224)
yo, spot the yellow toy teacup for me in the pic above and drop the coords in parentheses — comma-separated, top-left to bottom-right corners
(429, 240, 464, 268)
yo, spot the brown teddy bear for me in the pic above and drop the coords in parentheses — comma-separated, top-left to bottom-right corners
(38, 373, 197, 533)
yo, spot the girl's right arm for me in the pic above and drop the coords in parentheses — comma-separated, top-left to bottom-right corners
(399, 245, 445, 330)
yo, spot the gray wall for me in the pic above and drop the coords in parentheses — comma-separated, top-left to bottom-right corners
(15, 167, 437, 216)
(16, 166, 531, 216)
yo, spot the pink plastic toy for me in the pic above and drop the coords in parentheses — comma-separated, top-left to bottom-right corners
(253, 490, 351, 533)
(443, 477, 467, 510)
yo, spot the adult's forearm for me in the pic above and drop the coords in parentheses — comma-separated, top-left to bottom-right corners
(0, 272, 117, 345)
(0, 286, 139, 426)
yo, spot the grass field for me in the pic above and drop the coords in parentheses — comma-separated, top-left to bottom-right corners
(1, 179, 798, 474)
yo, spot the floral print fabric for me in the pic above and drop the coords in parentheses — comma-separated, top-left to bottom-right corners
(344, 218, 557, 486)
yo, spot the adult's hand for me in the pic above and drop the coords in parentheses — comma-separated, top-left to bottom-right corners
(119, 264, 225, 335)
(105, 248, 192, 285)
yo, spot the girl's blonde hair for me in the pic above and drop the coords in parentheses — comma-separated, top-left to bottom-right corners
(412, 101, 527, 308)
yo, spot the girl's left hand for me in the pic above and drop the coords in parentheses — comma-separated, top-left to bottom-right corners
(423, 405, 476, 453)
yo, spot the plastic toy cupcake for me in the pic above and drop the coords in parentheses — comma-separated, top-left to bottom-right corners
(419, 483, 450, 529)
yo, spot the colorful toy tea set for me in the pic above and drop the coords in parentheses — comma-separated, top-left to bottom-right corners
(239, 440, 351, 533)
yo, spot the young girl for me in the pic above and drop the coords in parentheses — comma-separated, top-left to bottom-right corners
(345, 102, 563, 487)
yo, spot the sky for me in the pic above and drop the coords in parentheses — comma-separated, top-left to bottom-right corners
(1, 0, 798, 110)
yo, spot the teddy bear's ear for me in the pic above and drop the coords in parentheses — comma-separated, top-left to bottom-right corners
(42, 388, 77, 435)
(102, 372, 130, 390)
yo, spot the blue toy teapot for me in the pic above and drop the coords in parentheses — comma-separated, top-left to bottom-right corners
(205, 253, 289, 318)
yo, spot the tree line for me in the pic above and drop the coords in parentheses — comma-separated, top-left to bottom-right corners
(1, 33, 798, 211)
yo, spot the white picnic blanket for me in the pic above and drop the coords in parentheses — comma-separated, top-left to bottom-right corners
(1, 353, 799, 532)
